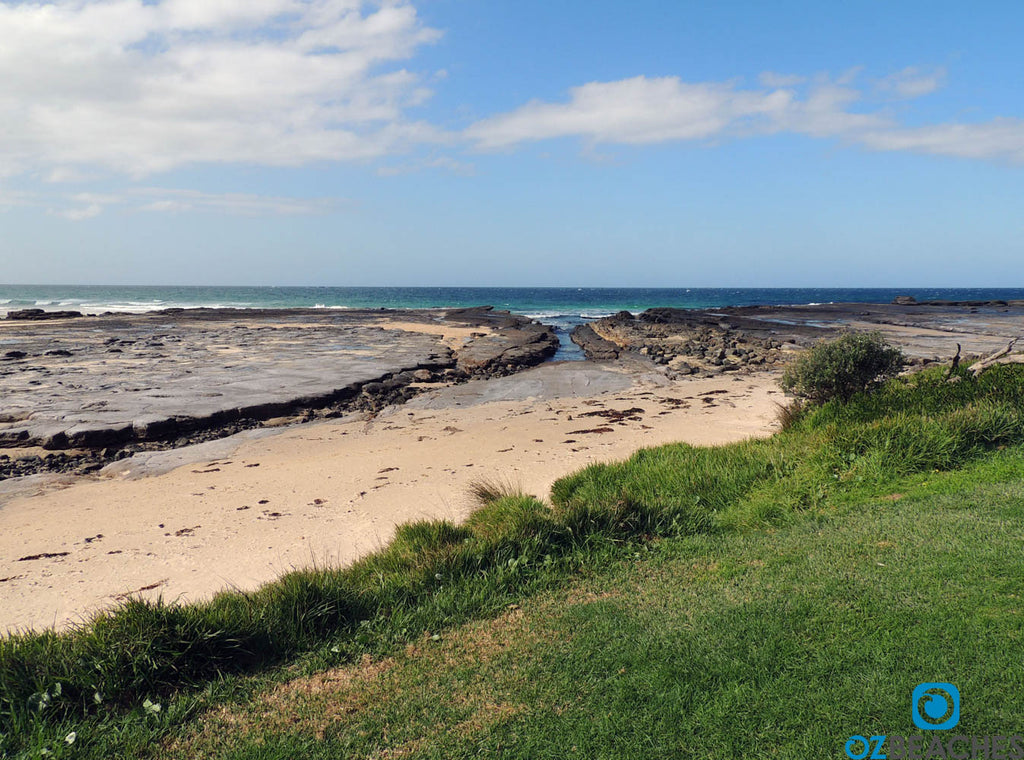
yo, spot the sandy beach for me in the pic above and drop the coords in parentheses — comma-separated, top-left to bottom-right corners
(0, 359, 780, 633)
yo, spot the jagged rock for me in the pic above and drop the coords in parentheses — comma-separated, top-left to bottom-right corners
(569, 324, 620, 361)
(455, 323, 558, 374)
(668, 357, 694, 374)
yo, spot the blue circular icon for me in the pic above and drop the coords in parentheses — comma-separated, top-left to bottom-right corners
(923, 694, 948, 720)
(912, 682, 960, 731)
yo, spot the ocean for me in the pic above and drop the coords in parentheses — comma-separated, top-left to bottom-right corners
(3, 285, 1023, 361)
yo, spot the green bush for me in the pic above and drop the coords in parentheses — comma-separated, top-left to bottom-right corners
(781, 331, 906, 403)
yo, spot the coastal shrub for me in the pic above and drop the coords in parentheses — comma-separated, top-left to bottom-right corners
(781, 331, 905, 403)
(802, 363, 1024, 430)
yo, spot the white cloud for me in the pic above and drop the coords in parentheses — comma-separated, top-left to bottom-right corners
(40, 187, 344, 220)
(465, 76, 794, 150)
(0, 0, 443, 177)
(771, 82, 889, 139)
(44, 167, 95, 184)
(465, 68, 1024, 166)
(54, 204, 105, 221)
(860, 119, 1024, 163)
(877, 66, 946, 99)
(0, 189, 36, 212)
(376, 155, 475, 176)
(465, 74, 887, 150)
(131, 188, 346, 215)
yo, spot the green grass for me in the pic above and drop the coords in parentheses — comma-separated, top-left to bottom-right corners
(2, 364, 1024, 758)
(156, 452, 1024, 759)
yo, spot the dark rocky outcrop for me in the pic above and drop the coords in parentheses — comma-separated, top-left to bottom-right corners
(892, 296, 1020, 308)
(569, 324, 620, 361)
(574, 300, 1024, 379)
(578, 308, 790, 375)
(453, 322, 559, 375)
(6, 309, 84, 320)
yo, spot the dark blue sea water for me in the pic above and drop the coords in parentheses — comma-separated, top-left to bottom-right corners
(3, 285, 1023, 360)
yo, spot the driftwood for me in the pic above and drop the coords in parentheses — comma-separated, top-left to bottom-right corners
(966, 338, 1024, 378)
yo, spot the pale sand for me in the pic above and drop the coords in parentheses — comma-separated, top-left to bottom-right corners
(0, 363, 782, 633)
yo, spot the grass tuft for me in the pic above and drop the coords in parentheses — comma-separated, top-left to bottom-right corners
(467, 476, 525, 507)
(773, 398, 805, 430)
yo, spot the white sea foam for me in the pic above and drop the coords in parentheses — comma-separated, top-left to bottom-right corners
(520, 310, 619, 321)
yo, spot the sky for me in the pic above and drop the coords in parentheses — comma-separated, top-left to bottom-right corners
(1, 0, 1023, 287)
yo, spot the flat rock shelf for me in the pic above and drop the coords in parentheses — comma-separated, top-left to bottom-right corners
(0, 306, 558, 478)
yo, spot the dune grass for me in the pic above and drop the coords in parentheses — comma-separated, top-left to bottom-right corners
(2, 363, 1024, 757)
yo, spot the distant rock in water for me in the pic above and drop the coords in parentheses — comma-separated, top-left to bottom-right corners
(891, 296, 1016, 308)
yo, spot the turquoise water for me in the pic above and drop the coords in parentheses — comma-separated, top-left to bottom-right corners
(3, 285, 1022, 361)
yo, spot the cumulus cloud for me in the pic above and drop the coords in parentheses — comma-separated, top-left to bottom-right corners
(464, 76, 794, 149)
(0, 0, 443, 177)
(3, 1, 1020, 189)
(465, 69, 1024, 165)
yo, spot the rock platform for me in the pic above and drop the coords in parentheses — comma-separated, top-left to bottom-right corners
(0, 306, 557, 478)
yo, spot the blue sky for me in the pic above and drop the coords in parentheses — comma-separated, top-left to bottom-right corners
(1, 0, 1022, 286)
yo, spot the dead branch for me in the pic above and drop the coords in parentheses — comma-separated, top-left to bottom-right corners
(945, 343, 961, 379)
(967, 337, 1024, 378)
